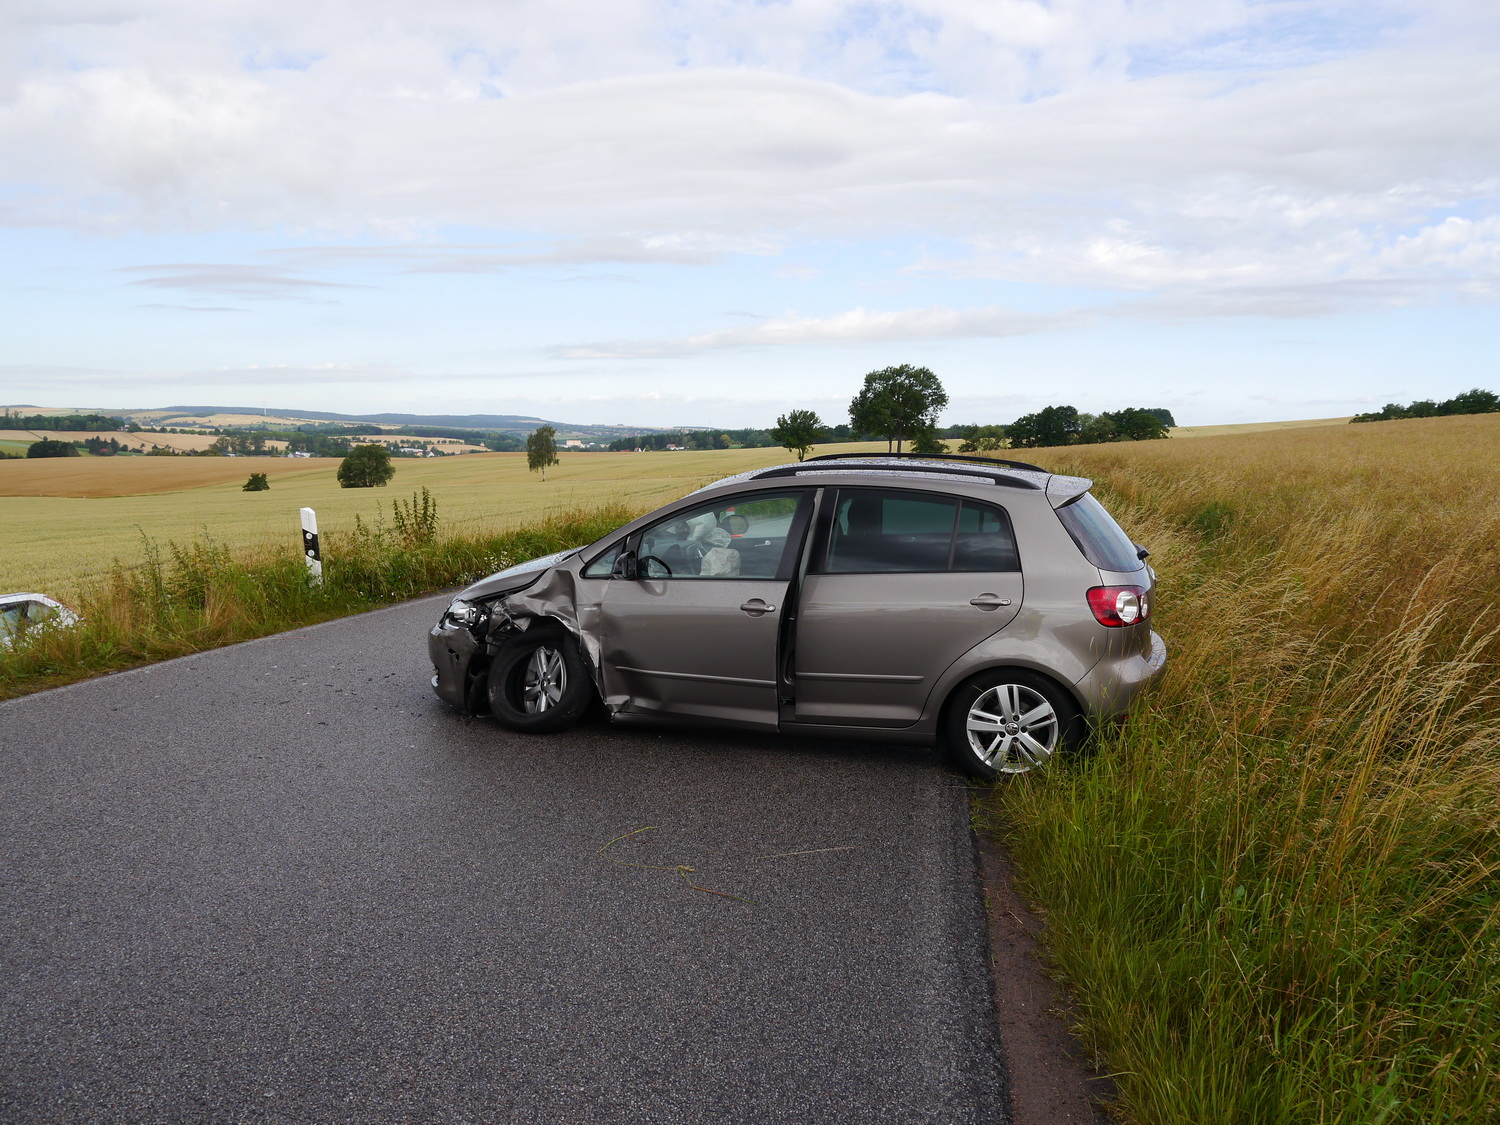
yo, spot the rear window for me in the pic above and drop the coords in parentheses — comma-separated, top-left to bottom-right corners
(1056, 493, 1142, 573)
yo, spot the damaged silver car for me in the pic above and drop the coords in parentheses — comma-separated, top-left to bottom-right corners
(429, 453, 1165, 777)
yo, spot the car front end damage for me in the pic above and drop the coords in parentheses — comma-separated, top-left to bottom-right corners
(429, 599, 490, 710)
(428, 549, 605, 714)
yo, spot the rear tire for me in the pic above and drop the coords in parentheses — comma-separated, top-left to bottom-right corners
(487, 630, 592, 734)
(942, 669, 1084, 779)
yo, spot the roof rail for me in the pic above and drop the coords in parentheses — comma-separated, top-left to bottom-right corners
(799, 451, 1051, 474)
(752, 460, 1043, 489)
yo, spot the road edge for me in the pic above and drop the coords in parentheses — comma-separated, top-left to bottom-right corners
(973, 826, 1118, 1125)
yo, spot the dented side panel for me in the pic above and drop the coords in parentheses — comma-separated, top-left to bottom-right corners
(495, 566, 613, 705)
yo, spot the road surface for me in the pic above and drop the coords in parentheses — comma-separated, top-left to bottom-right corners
(1, 595, 1008, 1123)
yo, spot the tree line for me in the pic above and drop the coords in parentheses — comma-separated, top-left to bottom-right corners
(767, 365, 1176, 460)
(1351, 388, 1497, 423)
(605, 424, 856, 452)
(1, 411, 129, 432)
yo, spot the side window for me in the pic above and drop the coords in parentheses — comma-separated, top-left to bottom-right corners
(581, 543, 621, 578)
(953, 502, 1021, 572)
(0, 603, 25, 640)
(824, 491, 958, 573)
(821, 491, 1020, 574)
(635, 492, 802, 579)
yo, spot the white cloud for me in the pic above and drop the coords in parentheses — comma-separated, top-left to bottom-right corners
(122, 263, 367, 299)
(1, 0, 1493, 310)
(266, 234, 766, 273)
(557, 302, 1079, 357)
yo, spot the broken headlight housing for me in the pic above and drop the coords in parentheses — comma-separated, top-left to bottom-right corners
(443, 599, 489, 630)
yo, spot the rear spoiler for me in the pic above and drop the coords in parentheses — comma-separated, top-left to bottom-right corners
(1046, 475, 1093, 509)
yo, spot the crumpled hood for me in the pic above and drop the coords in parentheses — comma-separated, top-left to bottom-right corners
(457, 548, 580, 601)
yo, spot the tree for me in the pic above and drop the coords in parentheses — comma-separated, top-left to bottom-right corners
(27, 439, 79, 458)
(1101, 408, 1169, 441)
(1441, 388, 1500, 415)
(1079, 413, 1118, 444)
(527, 426, 559, 481)
(848, 364, 949, 452)
(1353, 388, 1498, 423)
(1007, 405, 1082, 448)
(957, 425, 1006, 453)
(243, 472, 270, 491)
(770, 409, 825, 461)
(1146, 407, 1177, 428)
(337, 443, 395, 488)
(909, 426, 948, 455)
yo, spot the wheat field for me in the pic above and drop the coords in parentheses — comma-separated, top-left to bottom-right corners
(0, 446, 811, 595)
(983, 411, 1500, 1122)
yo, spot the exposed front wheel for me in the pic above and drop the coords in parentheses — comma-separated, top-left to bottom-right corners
(487, 631, 592, 734)
(943, 670, 1084, 779)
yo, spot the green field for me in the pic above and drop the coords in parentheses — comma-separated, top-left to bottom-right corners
(0, 446, 823, 596)
(0, 417, 1362, 598)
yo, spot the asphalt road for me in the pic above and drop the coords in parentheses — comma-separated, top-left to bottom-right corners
(1, 595, 1008, 1124)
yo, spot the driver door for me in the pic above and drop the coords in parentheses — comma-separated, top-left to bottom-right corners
(598, 491, 808, 731)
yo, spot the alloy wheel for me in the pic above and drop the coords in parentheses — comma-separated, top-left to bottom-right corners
(965, 682, 1059, 773)
(521, 645, 568, 713)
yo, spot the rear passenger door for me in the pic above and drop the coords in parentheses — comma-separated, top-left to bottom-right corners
(790, 488, 1023, 728)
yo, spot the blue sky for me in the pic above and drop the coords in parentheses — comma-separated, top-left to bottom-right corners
(2, 0, 1497, 428)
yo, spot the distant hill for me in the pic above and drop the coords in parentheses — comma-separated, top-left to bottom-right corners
(155, 407, 569, 430)
(5, 405, 685, 441)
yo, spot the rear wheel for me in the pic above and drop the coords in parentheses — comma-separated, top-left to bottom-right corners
(943, 669, 1084, 779)
(487, 631, 592, 734)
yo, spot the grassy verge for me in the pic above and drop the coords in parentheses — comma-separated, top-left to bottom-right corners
(978, 416, 1500, 1122)
(0, 493, 636, 701)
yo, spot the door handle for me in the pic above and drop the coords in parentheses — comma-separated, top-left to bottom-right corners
(969, 594, 1012, 610)
(740, 599, 776, 616)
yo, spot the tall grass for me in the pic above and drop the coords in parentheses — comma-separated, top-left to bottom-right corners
(981, 415, 1500, 1123)
(0, 496, 635, 700)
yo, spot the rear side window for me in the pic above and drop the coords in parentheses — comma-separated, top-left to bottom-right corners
(953, 503, 1021, 572)
(822, 490, 1020, 574)
(1056, 493, 1142, 572)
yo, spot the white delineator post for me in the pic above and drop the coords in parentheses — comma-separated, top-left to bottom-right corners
(300, 507, 323, 585)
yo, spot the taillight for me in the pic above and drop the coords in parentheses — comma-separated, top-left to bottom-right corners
(1088, 585, 1150, 627)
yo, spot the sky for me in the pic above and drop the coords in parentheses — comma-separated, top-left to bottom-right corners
(1, 0, 1497, 429)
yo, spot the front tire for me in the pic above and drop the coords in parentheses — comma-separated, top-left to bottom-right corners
(487, 631, 592, 734)
(942, 669, 1084, 779)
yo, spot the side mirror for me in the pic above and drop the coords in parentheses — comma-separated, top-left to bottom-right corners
(639, 554, 674, 579)
(1134, 542, 1150, 561)
(612, 550, 638, 580)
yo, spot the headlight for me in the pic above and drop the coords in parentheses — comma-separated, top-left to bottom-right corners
(444, 599, 488, 629)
